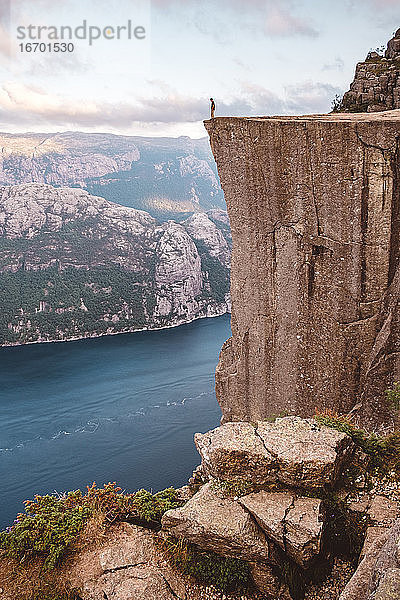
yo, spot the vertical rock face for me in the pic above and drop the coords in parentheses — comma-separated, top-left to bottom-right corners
(205, 111, 400, 429)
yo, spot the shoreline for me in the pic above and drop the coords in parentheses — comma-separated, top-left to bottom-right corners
(0, 306, 231, 349)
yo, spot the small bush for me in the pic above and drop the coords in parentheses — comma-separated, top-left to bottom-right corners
(0, 482, 181, 570)
(315, 409, 400, 476)
(386, 381, 400, 411)
(0, 494, 92, 570)
(159, 536, 250, 592)
(331, 94, 344, 113)
(131, 487, 182, 523)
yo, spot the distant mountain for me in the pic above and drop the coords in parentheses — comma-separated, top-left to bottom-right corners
(0, 132, 224, 221)
(0, 184, 231, 345)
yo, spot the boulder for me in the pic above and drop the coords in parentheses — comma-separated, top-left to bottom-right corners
(194, 421, 277, 485)
(67, 523, 193, 600)
(371, 568, 400, 599)
(161, 482, 270, 562)
(256, 418, 353, 488)
(195, 417, 354, 490)
(339, 519, 400, 600)
(284, 497, 323, 568)
(360, 527, 389, 561)
(239, 491, 292, 549)
(348, 492, 400, 525)
(368, 495, 399, 525)
(239, 491, 323, 567)
(250, 563, 292, 599)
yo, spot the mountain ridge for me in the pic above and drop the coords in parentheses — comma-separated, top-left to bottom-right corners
(0, 131, 224, 221)
(0, 183, 231, 345)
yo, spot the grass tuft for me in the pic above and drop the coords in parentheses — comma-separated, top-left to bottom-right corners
(157, 535, 251, 592)
(314, 409, 400, 477)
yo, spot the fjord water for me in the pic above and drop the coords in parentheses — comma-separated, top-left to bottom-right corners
(0, 314, 230, 528)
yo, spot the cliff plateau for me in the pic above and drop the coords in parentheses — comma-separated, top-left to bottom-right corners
(205, 110, 400, 430)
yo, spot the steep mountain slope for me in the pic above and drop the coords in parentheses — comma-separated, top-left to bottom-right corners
(0, 184, 231, 345)
(340, 29, 400, 113)
(0, 132, 224, 221)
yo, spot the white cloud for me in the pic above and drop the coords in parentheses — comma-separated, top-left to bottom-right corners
(284, 81, 342, 113)
(0, 79, 343, 133)
(0, 81, 98, 118)
(322, 57, 345, 71)
(0, 81, 208, 126)
(0, 0, 10, 23)
(264, 6, 319, 38)
(153, 0, 319, 39)
(368, 0, 400, 6)
(0, 21, 12, 59)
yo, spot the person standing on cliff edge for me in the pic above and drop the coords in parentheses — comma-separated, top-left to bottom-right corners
(210, 97, 215, 118)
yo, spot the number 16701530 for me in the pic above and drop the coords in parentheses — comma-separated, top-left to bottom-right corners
(19, 42, 75, 52)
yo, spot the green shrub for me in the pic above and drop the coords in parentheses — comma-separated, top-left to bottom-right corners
(0, 494, 92, 570)
(159, 536, 250, 592)
(315, 410, 400, 476)
(0, 482, 181, 570)
(386, 381, 400, 410)
(210, 478, 253, 497)
(131, 487, 182, 523)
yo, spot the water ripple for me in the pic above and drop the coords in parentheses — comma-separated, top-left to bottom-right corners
(0, 389, 214, 453)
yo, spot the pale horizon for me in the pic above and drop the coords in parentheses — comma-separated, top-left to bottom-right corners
(1, 0, 400, 137)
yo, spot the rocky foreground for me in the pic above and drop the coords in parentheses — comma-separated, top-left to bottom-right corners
(0, 183, 231, 345)
(2, 416, 398, 600)
(69, 417, 400, 599)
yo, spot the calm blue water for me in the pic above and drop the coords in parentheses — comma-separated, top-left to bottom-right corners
(0, 314, 231, 528)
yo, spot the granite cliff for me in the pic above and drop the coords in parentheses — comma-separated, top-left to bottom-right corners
(0, 183, 231, 345)
(205, 110, 400, 431)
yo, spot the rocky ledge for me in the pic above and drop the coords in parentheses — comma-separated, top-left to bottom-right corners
(2, 416, 400, 600)
(194, 417, 353, 489)
(67, 416, 400, 599)
(161, 417, 356, 597)
(167, 415, 400, 599)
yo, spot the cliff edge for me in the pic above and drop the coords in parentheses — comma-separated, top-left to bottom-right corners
(205, 110, 400, 429)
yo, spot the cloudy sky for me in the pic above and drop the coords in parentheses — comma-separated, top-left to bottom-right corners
(0, 0, 399, 138)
